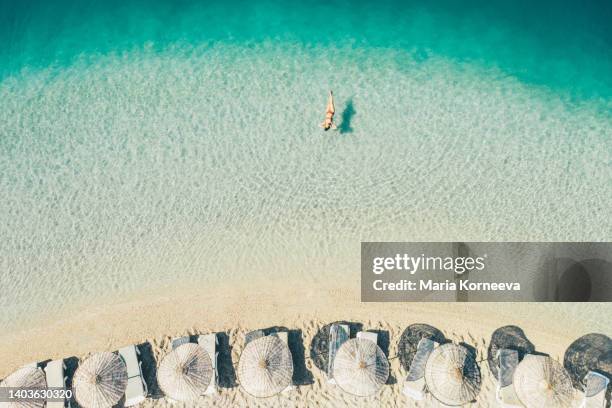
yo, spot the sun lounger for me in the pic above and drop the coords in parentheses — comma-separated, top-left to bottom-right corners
(118, 345, 148, 407)
(402, 338, 437, 401)
(581, 371, 609, 408)
(171, 336, 190, 350)
(245, 329, 265, 344)
(44, 360, 68, 408)
(327, 324, 350, 384)
(198, 334, 219, 395)
(271, 331, 288, 344)
(496, 349, 522, 407)
(356, 331, 378, 344)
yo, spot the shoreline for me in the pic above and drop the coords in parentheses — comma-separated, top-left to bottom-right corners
(2, 279, 609, 387)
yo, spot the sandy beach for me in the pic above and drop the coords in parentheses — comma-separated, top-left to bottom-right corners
(1, 278, 609, 407)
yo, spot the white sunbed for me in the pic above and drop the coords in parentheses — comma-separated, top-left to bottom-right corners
(402, 338, 437, 401)
(244, 329, 265, 344)
(44, 360, 68, 408)
(496, 349, 522, 407)
(118, 345, 148, 407)
(197, 333, 219, 395)
(327, 324, 350, 384)
(581, 371, 609, 408)
(356, 331, 378, 344)
(171, 336, 190, 350)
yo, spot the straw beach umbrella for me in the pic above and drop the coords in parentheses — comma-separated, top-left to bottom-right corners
(424, 343, 481, 406)
(73, 352, 128, 408)
(487, 325, 534, 380)
(238, 335, 293, 398)
(563, 333, 611, 389)
(158, 343, 213, 402)
(398, 323, 446, 372)
(513, 355, 575, 408)
(332, 338, 389, 397)
(0, 366, 47, 408)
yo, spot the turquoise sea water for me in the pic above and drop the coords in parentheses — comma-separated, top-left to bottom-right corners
(1, 0, 611, 330)
(1, 0, 611, 100)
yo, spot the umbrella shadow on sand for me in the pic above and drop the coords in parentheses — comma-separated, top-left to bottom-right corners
(216, 332, 237, 388)
(136, 342, 163, 399)
(288, 329, 314, 386)
(64, 356, 79, 387)
(63, 357, 79, 407)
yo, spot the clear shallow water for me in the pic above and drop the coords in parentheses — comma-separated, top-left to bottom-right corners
(0, 0, 611, 330)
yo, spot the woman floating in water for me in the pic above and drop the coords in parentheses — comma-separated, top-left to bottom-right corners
(320, 90, 337, 131)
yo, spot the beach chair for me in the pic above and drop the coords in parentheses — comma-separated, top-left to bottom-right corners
(356, 331, 378, 344)
(198, 333, 219, 395)
(271, 331, 295, 393)
(402, 338, 437, 401)
(245, 329, 265, 344)
(580, 371, 609, 408)
(171, 336, 191, 349)
(327, 324, 350, 384)
(44, 360, 69, 408)
(118, 345, 148, 407)
(496, 349, 522, 407)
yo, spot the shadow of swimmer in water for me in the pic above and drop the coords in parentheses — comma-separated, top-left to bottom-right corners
(338, 98, 356, 134)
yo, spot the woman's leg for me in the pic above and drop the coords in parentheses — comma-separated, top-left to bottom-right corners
(327, 91, 335, 114)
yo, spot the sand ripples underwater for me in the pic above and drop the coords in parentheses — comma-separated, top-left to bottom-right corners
(0, 43, 611, 328)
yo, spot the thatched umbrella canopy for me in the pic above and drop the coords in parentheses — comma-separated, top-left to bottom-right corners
(158, 343, 213, 402)
(73, 352, 128, 408)
(238, 336, 293, 398)
(397, 323, 446, 372)
(0, 366, 47, 408)
(595, 350, 612, 404)
(563, 333, 611, 389)
(596, 350, 612, 378)
(424, 343, 481, 406)
(332, 338, 389, 397)
(487, 325, 535, 380)
(513, 355, 575, 408)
